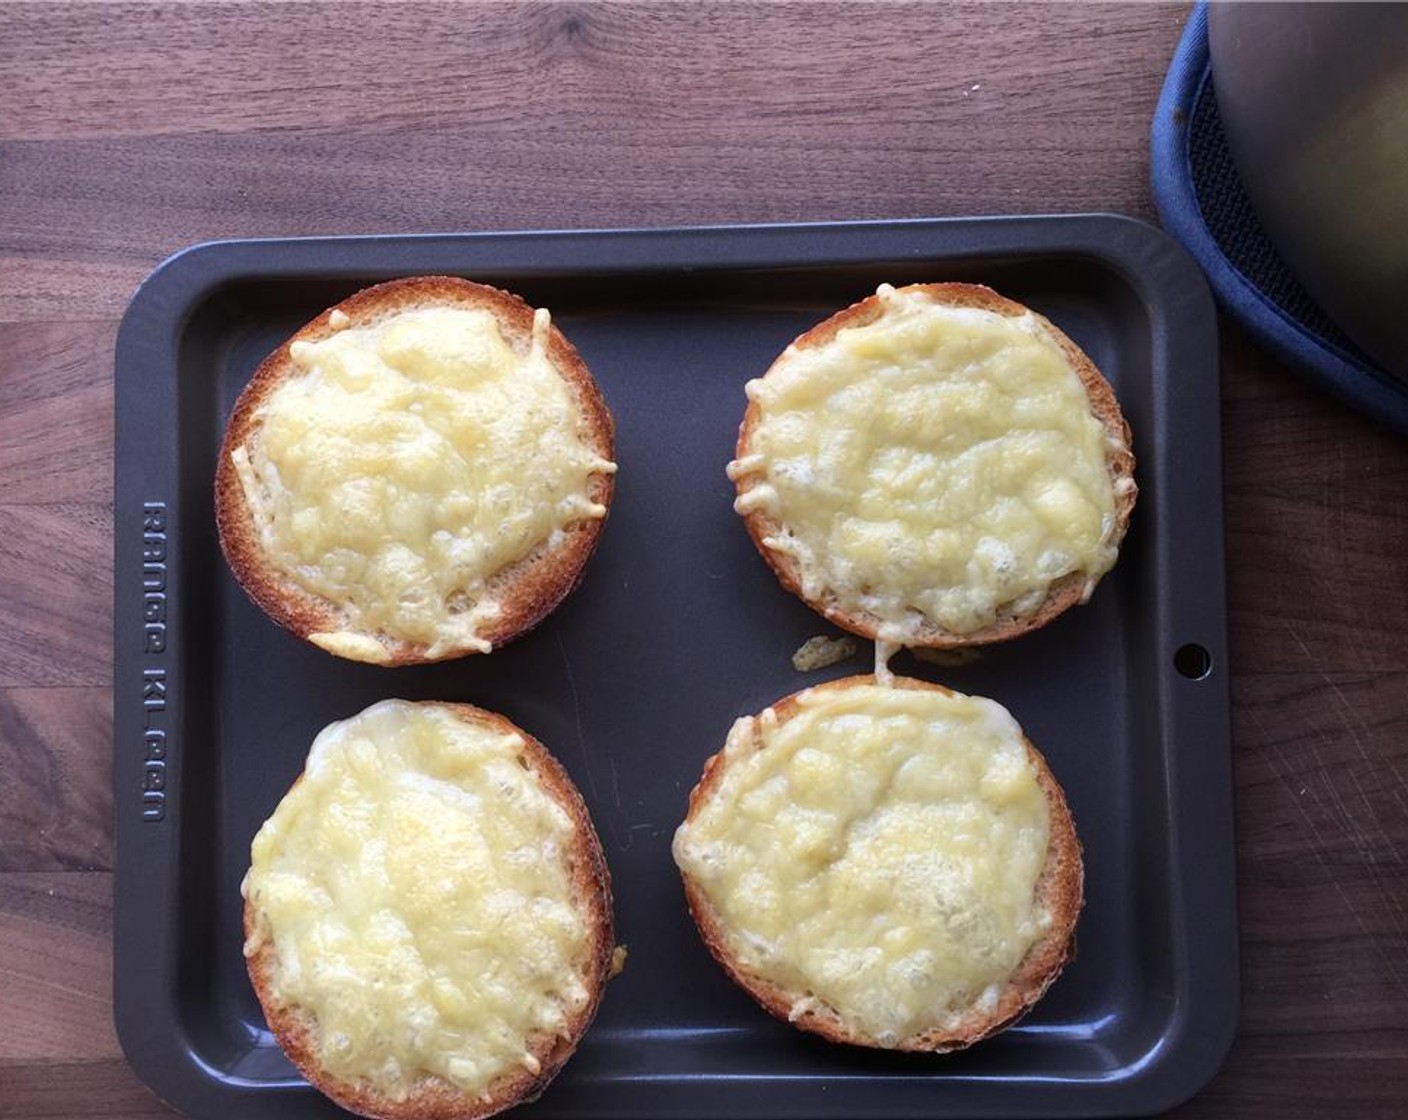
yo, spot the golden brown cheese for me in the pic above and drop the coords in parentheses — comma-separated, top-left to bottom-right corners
(731, 286, 1120, 640)
(242, 701, 592, 1100)
(791, 634, 858, 672)
(673, 682, 1051, 1045)
(231, 306, 615, 661)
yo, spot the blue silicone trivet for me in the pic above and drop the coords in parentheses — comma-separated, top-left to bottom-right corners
(1151, 2, 1408, 434)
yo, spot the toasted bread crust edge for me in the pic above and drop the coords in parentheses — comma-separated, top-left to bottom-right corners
(243, 701, 615, 1120)
(677, 674, 1083, 1053)
(733, 282, 1137, 647)
(215, 276, 616, 665)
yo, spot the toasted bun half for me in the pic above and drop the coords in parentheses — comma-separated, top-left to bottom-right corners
(216, 276, 616, 665)
(673, 675, 1082, 1052)
(242, 700, 615, 1120)
(731, 283, 1136, 647)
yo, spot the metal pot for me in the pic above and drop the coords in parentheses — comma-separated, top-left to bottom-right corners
(1208, 3, 1408, 380)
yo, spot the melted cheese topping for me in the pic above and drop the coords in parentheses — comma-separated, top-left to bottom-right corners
(232, 305, 615, 661)
(731, 286, 1121, 640)
(243, 700, 593, 1100)
(673, 682, 1051, 1045)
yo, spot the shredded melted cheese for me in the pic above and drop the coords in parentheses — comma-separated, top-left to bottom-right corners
(243, 700, 594, 1099)
(673, 682, 1051, 1045)
(730, 285, 1121, 640)
(232, 305, 615, 661)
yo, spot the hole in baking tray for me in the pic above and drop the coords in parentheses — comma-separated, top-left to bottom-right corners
(1174, 643, 1212, 680)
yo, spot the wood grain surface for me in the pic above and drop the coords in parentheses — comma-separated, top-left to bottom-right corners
(1, 3, 1404, 1118)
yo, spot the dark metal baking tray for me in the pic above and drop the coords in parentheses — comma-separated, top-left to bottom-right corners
(113, 216, 1235, 1119)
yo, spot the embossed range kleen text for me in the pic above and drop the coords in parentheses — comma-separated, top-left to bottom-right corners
(142, 501, 167, 822)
